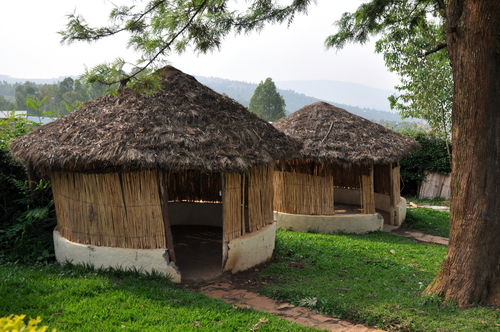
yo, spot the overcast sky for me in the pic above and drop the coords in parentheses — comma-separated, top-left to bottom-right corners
(0, 0, 400, 91)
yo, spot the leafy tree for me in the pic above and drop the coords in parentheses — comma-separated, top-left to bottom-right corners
(249, 78, 286, 122)
(0, 81, 15, 100)
(0, 95, 15, 111)
(58, 0, 500, 307)
(376, 19, 452, 148)
(25, 95, 49, 120)
(59, 77, 75, 94)
(323, 0, 500, 307)
(14, 82, 38, 111)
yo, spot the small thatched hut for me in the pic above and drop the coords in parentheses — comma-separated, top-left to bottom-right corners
(10, 66, 301, 282)
(273, 101, 420, 233)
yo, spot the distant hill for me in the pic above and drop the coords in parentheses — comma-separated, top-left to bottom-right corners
(0, 74, 77, 85)
(196, 76, 412, 123)
(275, 80, 396, 113)
(0, 73, 416, 123)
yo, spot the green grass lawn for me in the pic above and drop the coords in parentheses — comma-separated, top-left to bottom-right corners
(403, 208, 450, 238)
(0, 263, 317, 332)
(406, 197, 450, 207)
(258, 230, 500, 332)
(1, 209, 491, 332)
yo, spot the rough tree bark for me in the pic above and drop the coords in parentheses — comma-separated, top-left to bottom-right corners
(423, 0, 500, 306)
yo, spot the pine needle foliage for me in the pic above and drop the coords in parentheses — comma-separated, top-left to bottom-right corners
(59, 0, 315, 94)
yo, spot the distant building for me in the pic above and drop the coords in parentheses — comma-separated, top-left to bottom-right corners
(0, 110, 27, 119)
(0, 110, 53, 124)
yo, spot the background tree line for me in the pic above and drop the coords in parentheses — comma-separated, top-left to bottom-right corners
(0, 78, 107, 117)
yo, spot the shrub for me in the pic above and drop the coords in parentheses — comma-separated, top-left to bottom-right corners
(397, 130, 451, 196)
(0, 117, 56, 264)
(0, 314, 55, 332)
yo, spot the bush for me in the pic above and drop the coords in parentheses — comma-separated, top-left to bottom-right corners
(0, 314, 55, 332)
(398, 130, 451, 196)
(0, 117, 56, 264)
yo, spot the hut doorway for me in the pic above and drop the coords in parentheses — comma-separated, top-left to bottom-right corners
(171, 224, 223, 281)
(163, 165, 275, 281)
(162, 171, 224, 281)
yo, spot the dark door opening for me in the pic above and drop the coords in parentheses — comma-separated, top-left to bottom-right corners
(171, 225, 223, 282)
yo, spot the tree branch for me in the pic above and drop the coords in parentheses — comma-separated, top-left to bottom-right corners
(422, 42, 447, 56)
(61, 0, 168, 43)
(115, 0, 209, 88)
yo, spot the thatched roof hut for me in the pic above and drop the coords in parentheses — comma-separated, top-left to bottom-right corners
(273, 101, 420, 228)
(11, 67, 299, 174)
(273, 101, 420, 165)
(10, 66, 301, 280)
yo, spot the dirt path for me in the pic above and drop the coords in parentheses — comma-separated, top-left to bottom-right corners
(183, 265, 385, 332)
(182, 227, 449, 332)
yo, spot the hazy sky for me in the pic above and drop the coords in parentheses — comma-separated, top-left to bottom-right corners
(0, 0, 400, 90)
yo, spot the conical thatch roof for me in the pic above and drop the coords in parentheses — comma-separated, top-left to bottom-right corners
(273, 101, 420, 165)
(10, 66, 301, 173)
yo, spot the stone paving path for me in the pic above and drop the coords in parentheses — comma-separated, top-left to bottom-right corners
(191, 221, 450, 332)
(198, 281, 385, 332)
(383, 224, 449, 245)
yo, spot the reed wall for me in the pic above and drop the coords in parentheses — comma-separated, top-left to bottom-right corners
(391, 165, 401, 206)
(360, 165, 376, 214)
(165, 170, 222, 202)
(274, 170, 335, 215)
(51, 171, 166, 249)
(374, 164, 391, 194)
(222, 164, 274, 242)
(222, 172, 245, 242)
(248, 164, 275, 232)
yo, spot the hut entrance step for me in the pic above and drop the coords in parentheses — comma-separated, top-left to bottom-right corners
(171, 225, 223, 282)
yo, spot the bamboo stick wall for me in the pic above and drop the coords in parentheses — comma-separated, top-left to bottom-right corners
(222, 172, 245, 242)
(222, 164, 275, 242)
(248, 164, 274, 232)
(360, 165, 376, 214)
(165, 170, 222, 202)
(391, 165, 401, 207)
(332, 164, 362, 189)
(374, 164, 391, 194)
(274, 170, 335, 215)
(276, 159, 370, 190)
(51, 171, 166, 249)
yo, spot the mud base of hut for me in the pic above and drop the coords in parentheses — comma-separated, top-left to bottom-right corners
(275, 204, 388, 234)
(171, 225, 223, 282)
(52, 230, 182, 283)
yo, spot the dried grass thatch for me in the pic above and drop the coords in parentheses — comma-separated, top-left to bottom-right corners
(273, 101, 420, 165)
(10, 66, 301, 173)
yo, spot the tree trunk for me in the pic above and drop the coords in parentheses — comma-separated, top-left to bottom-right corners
(423, 0, 500, 306)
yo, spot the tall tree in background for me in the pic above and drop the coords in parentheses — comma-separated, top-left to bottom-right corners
(376, 20, 452, 143)
(424, 1, 500, 306)
(0, 96, 15, 111)
(249, 78, 286, 122)
(60, 0, 500, 306)
(326, 0, 500, 306)
(15, 82, 38, 111)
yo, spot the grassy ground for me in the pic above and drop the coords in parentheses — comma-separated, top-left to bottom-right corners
(258, 230, 500, 332)
(0, 263, 318, 332)
(405, 197, 450, 207)
(403, 208, 450, 238)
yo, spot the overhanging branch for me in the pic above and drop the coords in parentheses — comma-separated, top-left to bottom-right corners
(422, 42, 447, 56)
